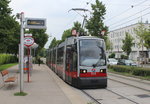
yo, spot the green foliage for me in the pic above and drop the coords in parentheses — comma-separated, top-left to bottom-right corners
(108, 53, 115, 58)
(28, 29, 48, 55)
(0, 63, 17, 71)
(134, 22, 150, 49)
(109, 65, 150, 77)
(106, 37, 113, 51)
(14, 92, 28, 96)
(49, 21, 85, 48)
(72, 21, 85, 36)
(121, 54, 128, 59)
(0, 54, 18, 65)
(0, 0, 12, 18)
(61, 29, 71, 42)
(143, 27, 150, 49)
(85, 0, 108, 38)
(39, 48, 46, 57)
(122, 32, 134, 57)
(0, 0, 20, 54)
(49, 38, 57, 48)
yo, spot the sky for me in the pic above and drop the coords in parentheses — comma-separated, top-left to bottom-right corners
(9, 0, 150, 48)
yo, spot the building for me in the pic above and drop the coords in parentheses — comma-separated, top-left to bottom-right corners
(107, 23, 150, 61)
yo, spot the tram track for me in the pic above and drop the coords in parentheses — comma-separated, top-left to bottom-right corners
(108, 73, 150, 92)
(82, 88, 141, 104)
(105, 88, 140, 104)
(81, 90, 102, 104)
(81, 74, 150, 104)
(108, 78, 150, 92)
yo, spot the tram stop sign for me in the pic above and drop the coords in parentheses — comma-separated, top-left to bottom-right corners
(24, 36, 34, 47)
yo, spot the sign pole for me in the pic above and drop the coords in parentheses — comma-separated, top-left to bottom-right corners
(27, 47, 30, 82)
(20, 12, 24, 92)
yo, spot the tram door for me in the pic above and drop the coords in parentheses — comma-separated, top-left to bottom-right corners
(66, 46, 73, 84)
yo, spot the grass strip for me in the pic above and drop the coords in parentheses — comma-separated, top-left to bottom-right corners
(108, 68, 150, 81)
(0, 63, 18, 71)
(14, 92, 28, 96)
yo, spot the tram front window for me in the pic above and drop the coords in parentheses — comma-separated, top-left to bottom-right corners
(79, 39, 106, 67)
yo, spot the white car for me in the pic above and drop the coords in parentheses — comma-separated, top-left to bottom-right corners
(107, 58, 118, 65)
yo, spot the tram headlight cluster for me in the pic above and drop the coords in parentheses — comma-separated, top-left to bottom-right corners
(80, 69, 87, 74)
(100, 69, 106, 73)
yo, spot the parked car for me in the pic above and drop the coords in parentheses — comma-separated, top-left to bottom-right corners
(117, 59, 137, 66)
(107, 58, 118, 65)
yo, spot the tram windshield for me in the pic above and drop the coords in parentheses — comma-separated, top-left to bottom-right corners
(79, 39, 106, 67)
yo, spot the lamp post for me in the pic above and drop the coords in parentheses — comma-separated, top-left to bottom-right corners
(17, 12, 25, 92)
(31, 43, 39, 64)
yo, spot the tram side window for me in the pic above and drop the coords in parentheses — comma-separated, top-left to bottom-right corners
(72, 51, 77, 71)
(66, 45, 77, 71)
(57, 47, 64, 65)
(49, 51, 51, 65)
(53, 50, 56, 64)
(49, 51, 51, 64)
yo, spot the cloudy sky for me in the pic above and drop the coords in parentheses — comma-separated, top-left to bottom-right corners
(9, 0, 150, 48)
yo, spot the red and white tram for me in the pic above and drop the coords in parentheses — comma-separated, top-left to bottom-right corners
(46, 36, 107, 88)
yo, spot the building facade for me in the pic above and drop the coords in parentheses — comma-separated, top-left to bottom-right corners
(107, 23, 150, 61)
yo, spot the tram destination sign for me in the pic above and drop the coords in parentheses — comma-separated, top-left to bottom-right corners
(25, 18, 46, 29)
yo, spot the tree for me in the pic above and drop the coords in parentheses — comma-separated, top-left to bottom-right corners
(105, 37, 113, 51)
(61, 29, 71, 42)
(28, 29, 48, 55)
(122, 32, 134, 58)
(134, 23, 150, 49)
(134, 23, 148, 48)
(39, 48, 46, 57)
(85, 0, 108, 38)
(143, 30, 150, 49)
(49, 37, 57, 48)
(0, 0, 20, 54)
(72, 21, 85, 35)
(61, 21, 85, 42)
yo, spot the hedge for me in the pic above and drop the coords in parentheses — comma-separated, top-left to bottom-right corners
(0, 54, 18, 65)
(108, 65, 150, 77)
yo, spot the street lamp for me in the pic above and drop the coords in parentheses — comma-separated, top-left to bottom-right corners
(17, 12, 25, 93)
(31, 43, 39, 64)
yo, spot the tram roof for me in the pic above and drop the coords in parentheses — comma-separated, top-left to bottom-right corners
(56, 36, 104, 48)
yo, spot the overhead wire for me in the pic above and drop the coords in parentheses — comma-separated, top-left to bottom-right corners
(105, 0, 149, 22)
(110, 11, 150, 30)
(109, 6, 150, 27)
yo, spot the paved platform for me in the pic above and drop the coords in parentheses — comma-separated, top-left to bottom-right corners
(0, 64, 89, 104)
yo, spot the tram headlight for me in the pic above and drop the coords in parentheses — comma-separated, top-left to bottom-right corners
(100, 69, 106, 73)
(80, 69, 87, 74)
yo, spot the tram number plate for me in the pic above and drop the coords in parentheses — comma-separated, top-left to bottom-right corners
(91, 69, 96, 75)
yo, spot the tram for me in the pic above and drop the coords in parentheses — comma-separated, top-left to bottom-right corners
(46, 36, 107, 88)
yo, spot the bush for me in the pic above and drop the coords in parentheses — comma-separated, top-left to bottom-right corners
(109, 53, 115, 58)
(121, 54, 128, 59)
(0, 54, 18, 65)
(108, 65, 150, 77)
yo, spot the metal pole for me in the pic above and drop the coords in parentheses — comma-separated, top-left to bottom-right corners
(27, 47, 30, 82)
(34, 48, 36, 64)
(18, 44, 21, 73)
(81, 15, 86, 29)
(20, 12, 24, 92)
